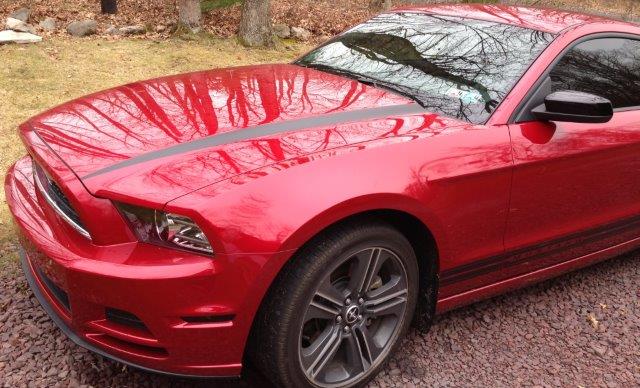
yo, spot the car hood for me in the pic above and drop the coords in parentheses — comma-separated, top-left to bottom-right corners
(24, 63, 448, 204)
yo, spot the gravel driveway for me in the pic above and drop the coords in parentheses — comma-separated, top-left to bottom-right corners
(1, 245, 638, 387)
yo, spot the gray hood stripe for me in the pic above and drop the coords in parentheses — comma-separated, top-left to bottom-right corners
(82, 103, 425, 180)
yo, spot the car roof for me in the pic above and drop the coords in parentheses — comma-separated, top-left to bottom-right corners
(393, 3, 632, 34)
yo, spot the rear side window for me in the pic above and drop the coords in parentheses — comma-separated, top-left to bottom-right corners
(550, 37, 640, 109)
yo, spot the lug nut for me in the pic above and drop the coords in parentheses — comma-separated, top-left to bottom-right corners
(345, 298, 352, 305)
(343, 326, 351, 333)
(357, 315, 363, 321)
(358, 298, 364, 305)
(336, 316, 342, 323)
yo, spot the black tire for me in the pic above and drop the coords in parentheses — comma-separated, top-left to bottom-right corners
(250, 221, 419, 388)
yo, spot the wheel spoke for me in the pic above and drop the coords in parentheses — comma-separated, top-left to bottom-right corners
(364, 275, 408, 318)
(345, 330, 369, 374)
(301, 325, 343, 378)
(348, 248, 383, 296)
(352, 324, 384, 365)
(305, 277, 344, 321)
(306, 300, 340, 321)
(316, 277, 345, 309)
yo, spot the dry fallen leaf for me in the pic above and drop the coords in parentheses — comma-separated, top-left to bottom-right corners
(587, 313, 599, 329)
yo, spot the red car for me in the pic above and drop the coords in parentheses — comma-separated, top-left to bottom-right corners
(5, 4, 640, 387)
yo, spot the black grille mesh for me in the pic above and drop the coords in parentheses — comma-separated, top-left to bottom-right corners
(33, 162, 84, 228)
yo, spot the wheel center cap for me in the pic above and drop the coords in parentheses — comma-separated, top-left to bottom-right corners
(344, 305, 360, 324)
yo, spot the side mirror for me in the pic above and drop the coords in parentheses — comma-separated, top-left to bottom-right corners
(531, 90, 613, 123)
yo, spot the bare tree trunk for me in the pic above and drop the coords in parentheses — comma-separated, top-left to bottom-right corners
(177, 0, 202, 33)
(101, 0, 117, 14)
(624, 0, 637, 22)
(369, 0, 392, 12)
(238, 0, 274, 47)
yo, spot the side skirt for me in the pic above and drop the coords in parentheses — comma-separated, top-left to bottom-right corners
(435, 234, 640, 314)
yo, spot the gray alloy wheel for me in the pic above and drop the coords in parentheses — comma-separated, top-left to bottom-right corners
(298, 247, 409, 387)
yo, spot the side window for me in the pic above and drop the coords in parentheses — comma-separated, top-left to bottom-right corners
(549, 37, 640, 109)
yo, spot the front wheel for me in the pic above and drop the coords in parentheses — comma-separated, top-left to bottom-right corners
(251, 222, 419, 387)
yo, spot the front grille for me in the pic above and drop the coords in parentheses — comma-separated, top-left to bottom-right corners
(32, 161, 91, 239)
(35, 266, 70, 312)
(48, 180, 75, 217)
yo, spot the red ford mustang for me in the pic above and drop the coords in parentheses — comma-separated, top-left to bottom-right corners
(5, 4, 640, 387)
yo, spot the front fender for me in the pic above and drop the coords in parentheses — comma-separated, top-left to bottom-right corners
(275, 192, 445, 253)
(165, 139, 449, 257)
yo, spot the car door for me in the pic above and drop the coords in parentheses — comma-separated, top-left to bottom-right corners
(505, 36, 640, 275)
(504, 36, 640, 276)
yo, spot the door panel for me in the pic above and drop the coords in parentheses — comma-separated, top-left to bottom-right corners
(506, 111, 640, 257)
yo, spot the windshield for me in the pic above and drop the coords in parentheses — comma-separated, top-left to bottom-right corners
(296, 13, 554, 124)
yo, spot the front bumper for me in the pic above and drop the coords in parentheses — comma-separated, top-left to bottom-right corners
(19, 249, 236, 379)
(4, 157, 259, 378)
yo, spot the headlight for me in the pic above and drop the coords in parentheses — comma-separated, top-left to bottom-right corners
(115, 202, 213, 256)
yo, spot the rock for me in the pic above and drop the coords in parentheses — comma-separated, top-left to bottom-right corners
(119, 25, 146, 35)
(6, 18, 34, 34)
(38, 18, 56, 32)
(155, 25, 166, 33)
(291, 26, 312, 41)
(105, 25, 121, 35)
(273, 23, 291, 39)
(66, 20, 97, 37)
(8, 8, 30, 23)
(0, 30, 42, 44)
(590, 342, 607, 357)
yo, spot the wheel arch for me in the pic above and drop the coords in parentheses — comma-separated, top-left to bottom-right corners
(323, 209, 440, 330)
(244, 204, 441, 363)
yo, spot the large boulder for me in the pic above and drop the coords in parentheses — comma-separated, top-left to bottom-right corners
(273, 24, 291, 39)
(38, 17, 56, 32)
(8, 8, 30, 22)
(67, 20, 97, 37)
(291, 26, 312, 41)
(105, 25, 121, 35)
(0, 30, 42, 44)
(6, 17, 35, 33)
(119, 25, 146, 35)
